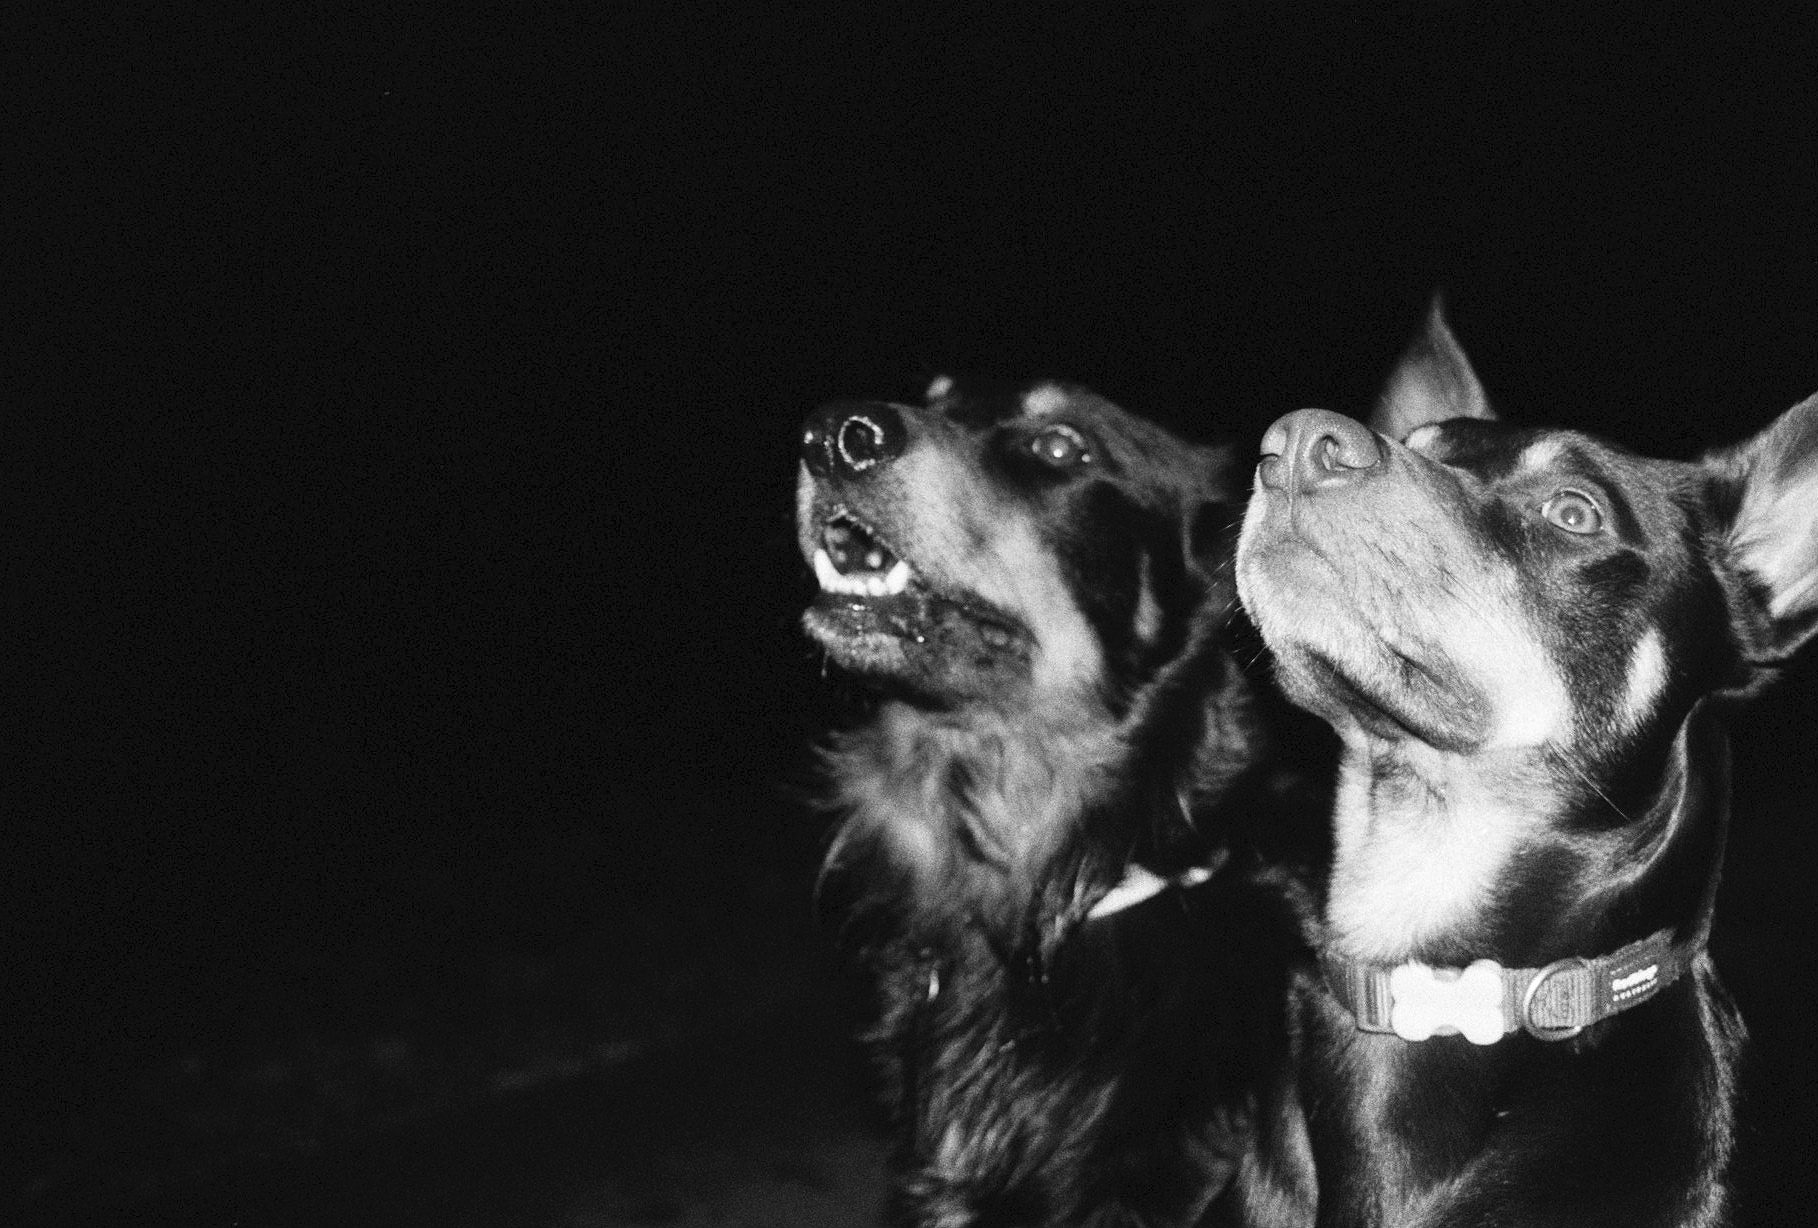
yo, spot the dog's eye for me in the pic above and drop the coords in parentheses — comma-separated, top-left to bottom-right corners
(1540, 490, 1604, 535)
(1028, 425, 1093, 469)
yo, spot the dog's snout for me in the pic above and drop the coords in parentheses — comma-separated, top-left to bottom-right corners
(801, 401, 908, 480)
(1257, 408, 1385, 494)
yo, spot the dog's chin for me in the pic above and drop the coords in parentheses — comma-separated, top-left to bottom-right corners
(1280, 649, 1485, 753)
(803, 588, 1034, 706)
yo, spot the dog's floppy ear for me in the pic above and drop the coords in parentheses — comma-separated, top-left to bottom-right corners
(1370, 296, 1495, 441)
(1708, 390, 1818, 661)
(1184, 443, 1246, 574)
(1195, 440, 1247, 507)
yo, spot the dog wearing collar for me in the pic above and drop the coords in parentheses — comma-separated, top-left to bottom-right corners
(797, 377, 1321, 1226)
(1236, 302, 1818, 1226)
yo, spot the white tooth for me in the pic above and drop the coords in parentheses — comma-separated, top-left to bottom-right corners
(864, 575, 886, 597)
(865, 549, 884, 570)
(884, 559, 912, 594)
(813, 549, 843, 591)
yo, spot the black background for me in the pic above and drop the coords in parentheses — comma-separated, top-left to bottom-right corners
(14, 2, 1818, 1221)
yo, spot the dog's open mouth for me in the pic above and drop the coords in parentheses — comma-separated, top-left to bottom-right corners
(812, 514, 915, 598)
(803, 511, 1032, 695)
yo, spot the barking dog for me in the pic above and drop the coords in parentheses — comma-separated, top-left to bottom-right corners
(798, 377, 1319, 1227)
(1236, 304, 1818, 1226)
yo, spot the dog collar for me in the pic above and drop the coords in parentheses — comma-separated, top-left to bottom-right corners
(1322, 927, 1702, 1043)
(1087, 849, 1229, 920)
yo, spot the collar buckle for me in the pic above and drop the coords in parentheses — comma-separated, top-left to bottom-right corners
(1520, 956, 1594, 1041)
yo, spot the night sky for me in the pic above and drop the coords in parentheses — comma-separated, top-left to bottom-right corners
(14, 3, 1818, 1220)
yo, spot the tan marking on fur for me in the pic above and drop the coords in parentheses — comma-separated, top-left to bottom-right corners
(1404, 423, 1444, 453)
(1020, 383, 1071, 418)
(1326, 744, 1548, 962)
(1132, 551, 1162, 646)
(1517, 435, 1568, 472)
(1622, 629, 1668, 730)
(1454, 605, 1568, 746)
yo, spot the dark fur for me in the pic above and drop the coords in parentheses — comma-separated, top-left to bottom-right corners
(797, 378, 1321, 1227)
(1236, 304, 1818, 1227)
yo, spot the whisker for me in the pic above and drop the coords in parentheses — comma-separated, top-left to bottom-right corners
(1555, 745, 1634, 825)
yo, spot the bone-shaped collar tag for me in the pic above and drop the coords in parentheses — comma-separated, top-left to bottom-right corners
(1388, 959, 1506, 1045)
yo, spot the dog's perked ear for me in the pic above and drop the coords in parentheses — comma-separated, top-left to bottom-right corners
(1369, 295, 1496, 441)
(1708, 389, 1818, 663)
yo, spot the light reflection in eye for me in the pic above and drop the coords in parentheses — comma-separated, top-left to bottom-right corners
(1540, 490, 1603, 535)
(1029, 424, 1092, 468)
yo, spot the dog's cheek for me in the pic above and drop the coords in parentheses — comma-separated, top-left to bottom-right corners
(1058, 523, 1143, 678)
(1187, 500, 1242, 581)
(1132, 553, 1163, 646)
(1540, 547, 1718, 746)
(1144, 514, 1208, 656)
(1057, 487, 1195, 689)
(1536, 552, 1647, 733)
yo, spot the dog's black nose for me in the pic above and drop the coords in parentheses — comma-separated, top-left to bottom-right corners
(801, 401, 908, 480)
(1257, 408, 1385, 493)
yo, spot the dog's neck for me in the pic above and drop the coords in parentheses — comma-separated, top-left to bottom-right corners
(820, 666, 1253, 943)
(820, 697, 1125, 928)
(1325, 736, 1555, 965)
(1310, 705, 1735, 1226)
(1323, 704, 1727, 969)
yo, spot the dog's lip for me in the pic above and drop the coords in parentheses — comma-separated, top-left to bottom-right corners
(814, 512, 917, 598)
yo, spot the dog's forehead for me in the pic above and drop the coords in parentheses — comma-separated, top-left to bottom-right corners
(1426, 422, 1697, 521)
(937, 380, 1183, 457)
(1019, 383, 1078, 419)
(1410, 418, 1543, 475)
(1021, 382, 1208, 461)
(1508, 429, 1654, 478)
(937, 386, 1025, 427)
(938, 380, 1124, 426)
(1527, 432, 1706, 532)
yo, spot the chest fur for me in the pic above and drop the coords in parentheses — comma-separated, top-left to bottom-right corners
(825, 704, 1119, 888)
